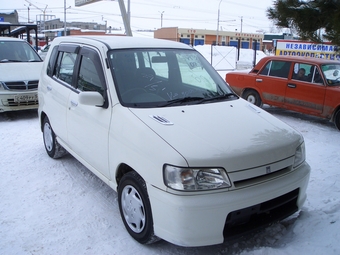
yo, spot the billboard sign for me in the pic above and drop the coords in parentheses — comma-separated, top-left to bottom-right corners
(275, 40, 340, 61)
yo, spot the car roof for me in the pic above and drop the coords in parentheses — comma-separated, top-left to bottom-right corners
(51, 35, 193, 50)
(260, 55, 340, 65)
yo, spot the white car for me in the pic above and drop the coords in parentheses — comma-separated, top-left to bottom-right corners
(38, 36, 310, 247)
(38, 44, 50, 60)
(0, 37, 43, 112)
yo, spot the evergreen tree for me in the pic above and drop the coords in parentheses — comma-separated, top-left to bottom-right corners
(267, 0, 340, 47)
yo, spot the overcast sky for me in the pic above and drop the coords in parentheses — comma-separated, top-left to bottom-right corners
(1, 0, 276, 33)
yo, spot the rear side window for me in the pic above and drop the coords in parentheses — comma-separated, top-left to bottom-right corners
(77, 47, 106, 96)
(260, 60, 291, 78)
(50, 44, 79, 86)
(54, 52, 77, 85)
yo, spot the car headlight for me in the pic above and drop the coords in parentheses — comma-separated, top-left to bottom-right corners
(293, 142, 306, 168)
(163, 165, 231, 191)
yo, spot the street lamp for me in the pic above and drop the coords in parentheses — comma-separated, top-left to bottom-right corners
(216, 0, 222, 45)
(159, 11, 164, 28)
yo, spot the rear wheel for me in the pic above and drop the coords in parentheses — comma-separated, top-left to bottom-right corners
(118, 171, 159, 244)
(43, 116, 67, 159)
(242, 90, 262, 107)
(334, 110, 340, 131)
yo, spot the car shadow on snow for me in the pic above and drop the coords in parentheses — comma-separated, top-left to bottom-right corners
(262, 105, 335, 130)
(0, 109, 38, 122)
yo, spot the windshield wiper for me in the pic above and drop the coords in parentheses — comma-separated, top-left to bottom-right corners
(159, 96, 205, 107)
(197, 93, 238, 103)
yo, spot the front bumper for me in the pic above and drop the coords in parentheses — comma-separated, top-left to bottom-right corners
(0, 91, 38, 112)
(148, 161, 310, 247)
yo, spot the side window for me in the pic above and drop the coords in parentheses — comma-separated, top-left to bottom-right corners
(54, 51, 77, 85)
(260, 60, 291, 78)
(77, 47, 106, 96)
(307, 65, 323, 84)
(46, 46, 58, 77)
(292, 63, 311, 82)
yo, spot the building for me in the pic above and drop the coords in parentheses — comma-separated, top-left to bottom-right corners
(262, 33, 294, 52)
(0, 10, 19, 23)
(154, 27, 264, 50)
(43, 18, 106, 33)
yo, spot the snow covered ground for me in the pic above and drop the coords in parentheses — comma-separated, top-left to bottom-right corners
(1, 45, 340, 255)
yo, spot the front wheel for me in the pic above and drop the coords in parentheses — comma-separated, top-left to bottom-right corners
(334, 110, 340, 131)
(118, 171, 159, 244)
(43, 116, 67, 159)
(242, 90, 263, 107)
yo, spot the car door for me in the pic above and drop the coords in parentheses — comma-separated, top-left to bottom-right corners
(67, 46, 112, 179)
(256, 60, 292, 107)
(284, 62, 326, 115)
(42, 45, 78, 145)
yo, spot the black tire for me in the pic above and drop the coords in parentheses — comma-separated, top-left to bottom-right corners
(334, 110, 340, 131)
(242, 90, 263, 107)
(118, 171, 159, 244)
(42, 116, 67, 159)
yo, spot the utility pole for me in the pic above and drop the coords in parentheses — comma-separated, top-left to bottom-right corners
(117, 0, 132, 36)
(159, 11, 164, 28)
(216, 0, 222, 45)
(240, 16, 243, 33)
(25, 0, 48, 32)
(24, 4, 30, 23)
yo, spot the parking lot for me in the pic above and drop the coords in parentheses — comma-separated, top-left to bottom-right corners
(1, 107, 339, 255)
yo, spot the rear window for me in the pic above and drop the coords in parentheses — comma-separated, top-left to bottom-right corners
(260, 60, 291, 78)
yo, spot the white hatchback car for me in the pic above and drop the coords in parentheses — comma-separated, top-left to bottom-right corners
(0, 37, 43, 112)
(38, 36, 310, 247)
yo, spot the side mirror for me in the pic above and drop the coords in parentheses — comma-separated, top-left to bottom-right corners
(78, 91, 104, 107)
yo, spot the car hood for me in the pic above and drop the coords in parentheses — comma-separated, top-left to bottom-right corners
(0, 62, 43, 81)
(129, 99, 302, 172)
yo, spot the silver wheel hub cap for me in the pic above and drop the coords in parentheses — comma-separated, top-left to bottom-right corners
(247, 95, 256, 104)
(121, 185, 146, 233)
(43, 123, 53, 152)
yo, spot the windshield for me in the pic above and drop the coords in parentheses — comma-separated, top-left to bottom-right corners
(108, 48, 236, 107)
(321, 63, 340, 86)
(0, 40, 42, 62)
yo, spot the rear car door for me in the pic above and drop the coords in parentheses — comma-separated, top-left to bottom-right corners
(284, 62, 326, 115)
(256, 60, 292, 107)
(40, 44, 77, 144)
(67, 46, 112, 179)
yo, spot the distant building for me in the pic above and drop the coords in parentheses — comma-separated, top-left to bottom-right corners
(262, 33, 294, 52)
(154, 27, 264, 50)
(44, 18, 106, 33)
(0, 10, 19, 23)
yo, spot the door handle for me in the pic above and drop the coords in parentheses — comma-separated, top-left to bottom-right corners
(256, 79, 262, 82)
(287, 84, 296, 88)
(70, 100, 78, 107)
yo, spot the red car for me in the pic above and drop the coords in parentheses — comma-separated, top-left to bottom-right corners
(226, 55, 340, 130)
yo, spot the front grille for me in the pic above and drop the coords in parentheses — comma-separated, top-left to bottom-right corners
(223, 188, 299, 239)
(6, 98, 38, 106)
(3, 80, 39, 90)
